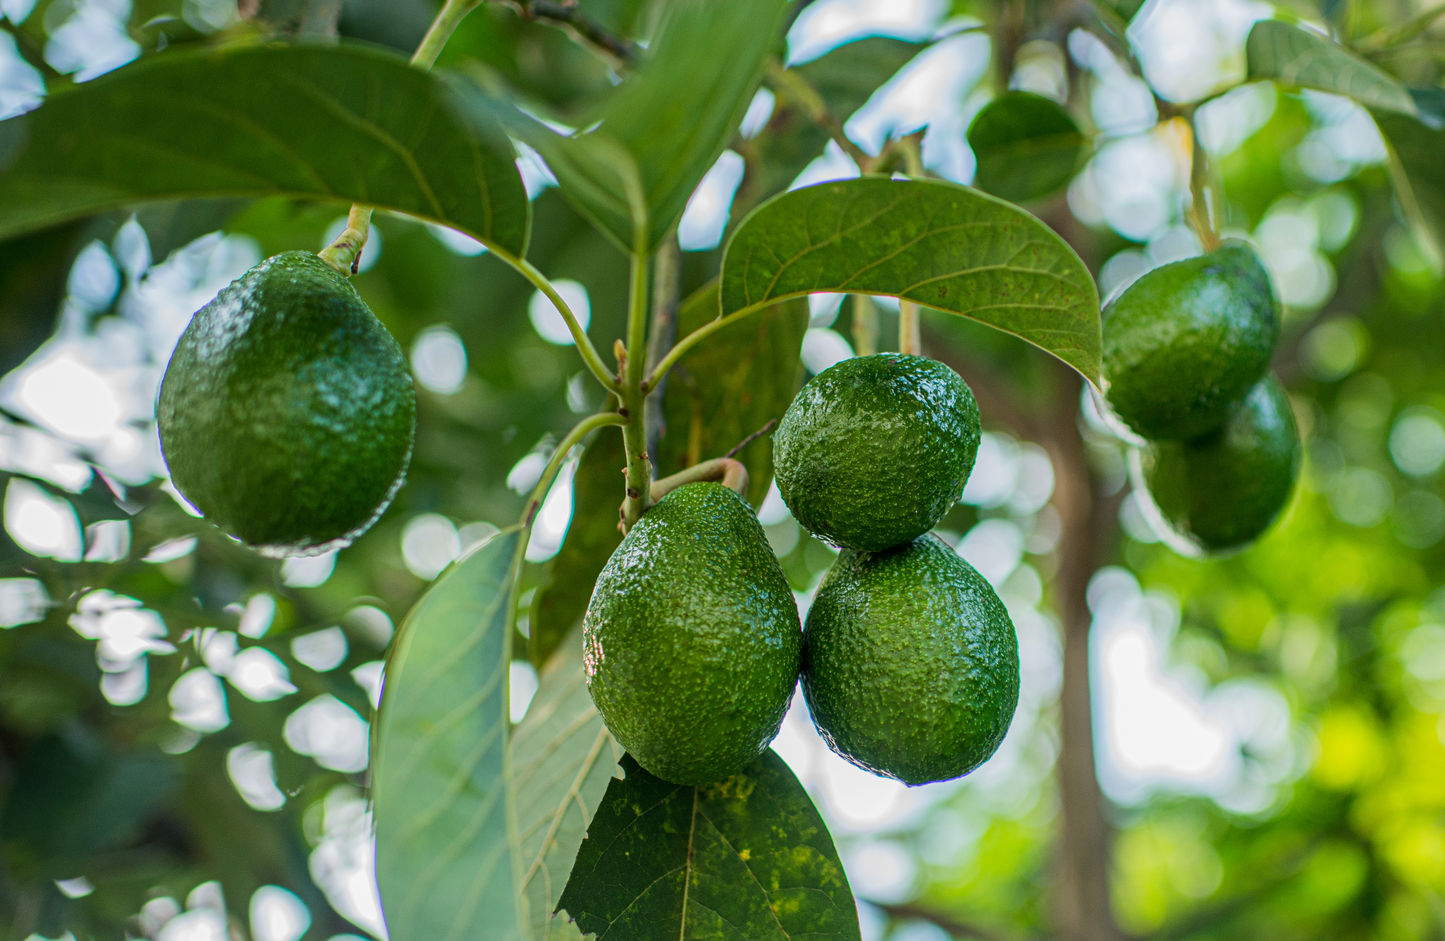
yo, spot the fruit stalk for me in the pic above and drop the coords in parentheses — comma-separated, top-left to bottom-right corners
(620, 251, 654, 531)
(317, 204, 373, 275)
(898, 300, 921, 356)
(650, 457, 749, 502)
(1186, 116, 1222, 252)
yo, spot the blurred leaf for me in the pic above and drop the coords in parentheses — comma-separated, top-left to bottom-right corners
(658, 281, 807, 507)
(720, 177, 1102, 383)
(0, 45, 530, 256)
(531, 432, 624, 668)
(967, 92, 1085, 204)
(557, 751, 861, 940)
(1375, 111, 1445, 270)
(0, 222, 84, 375)
(1245, 20, 1419, 116)
(372, 528, 527, 941)
(733, 36, 926, 222)
(596, 0, 791, 251)
(511, 625, 623, 940)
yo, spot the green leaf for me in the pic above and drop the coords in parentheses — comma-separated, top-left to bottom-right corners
(372, 528, 527, 941)
(1245, 20, 1419, 117)
(511, 625, 624, 941)
(1374, 111, 1445, 271)
(531, 432, 625, 669)
(0, 45, 530, 255)
(968, 92, 1086, 204)
(597, 0, 791, 251)
(658, 282, 808, 507)
(720, 177, 1102, 383)
(557, 751, 861, 941)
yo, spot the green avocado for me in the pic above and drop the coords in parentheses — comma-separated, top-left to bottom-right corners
(1135, 374, 1300, 555)
(157, 251, 416, 557)
(774, 353, 980, 551)
(1102, 242, 1279, 441)
(801, 533, 1019, 786)
(582, 482, 802, 785)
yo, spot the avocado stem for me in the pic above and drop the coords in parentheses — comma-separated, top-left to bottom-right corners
(410, 0, 482, 70)
(650, 458, 749, 503)
(1185, 115, 1223, 252)
(317, 205, 374, 275)
(899, 300, 921, 356)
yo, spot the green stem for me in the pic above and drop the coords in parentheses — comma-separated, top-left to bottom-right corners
(520, 411, 629, 527)
(317, 205, 374, 274)
(410, 0, 482, 69)
(509, 255, 619, 392)
(1186, 114, 1222, 252)
(645, 299, 776, 391)
(650, 457, 749, 502)
(619, 252, 653, 530)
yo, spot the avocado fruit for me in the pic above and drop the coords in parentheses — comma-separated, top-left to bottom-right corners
(774, 353, 980, 552)
(801, 533, 1019, 785)
(1133, 374, 1300, 555)
(582, 482, 802, 785)
(157, 251, 416, 557)
(1102, 243, 1279, 441)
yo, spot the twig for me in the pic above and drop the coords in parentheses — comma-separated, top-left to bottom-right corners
(868, 901, 1027, 941)
(519, 0, 639, 64)
(764, 59, 873, 170)
(723, 419, 777, 459)
(644, 232, 681, 460)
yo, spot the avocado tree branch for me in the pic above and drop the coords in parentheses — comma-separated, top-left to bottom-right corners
(764, 59, 874, 170)
(899, 300, 922, 356)
(644, 232, 681, 460)
(517, 0, 640, 64)
(619, 251, 655, 531)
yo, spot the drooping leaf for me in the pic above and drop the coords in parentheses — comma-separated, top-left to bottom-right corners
(967, 92, 1085, 204)
(557, 751, 861, 941)
(1245, 20, 1419, 116)
(511, 625, 624, 941)
(734, 36, 927, 223)
(1374, 111, 1445, 270)
(658, 282, 807, 507)
(720, 177, 1102, 383)
(531, 432, 625, 669)
(0, 45, 530, 255)
(372, 528, 526, 941)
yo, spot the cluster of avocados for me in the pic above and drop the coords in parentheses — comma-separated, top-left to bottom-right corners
(1101, 243, 1301, 556)
(582, 352, 1021, 787)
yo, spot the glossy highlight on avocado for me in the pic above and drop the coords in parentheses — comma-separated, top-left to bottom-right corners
(774, 353, 981, 551)
(1134, 374, 1300, 555)
(801, 533, 1019, 786)
(582, 482, 802, 785)
(157, 251, 416, 557)
(1103, 243, 1279, 441)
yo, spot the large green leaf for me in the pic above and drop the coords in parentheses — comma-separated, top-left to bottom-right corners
(372, 528, 527, 941)
(531, 432, 625, 669)
(719, 177, 1102, 383)
(968, 92, 1086, 204)
(557, 751, 861, 941)
(511, 626, 624, 941)
(658, 282, 807, 507)
(1245, 20, 1419, 116)
(0, 45, 530, 255)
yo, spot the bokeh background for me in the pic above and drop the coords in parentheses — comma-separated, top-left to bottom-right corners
(3, 0, 1445, 939)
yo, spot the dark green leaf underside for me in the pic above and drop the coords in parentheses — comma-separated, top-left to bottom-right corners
(372, 528, 525, 941)
(0, 44, 530, 254)
(558, 751, 861, 941)
(720, 177, 1101, 382)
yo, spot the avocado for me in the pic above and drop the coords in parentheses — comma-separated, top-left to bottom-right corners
(774, 353, 980, 551)
(1103, 242, 1278, 441)
(1133, 373, 1300, 555)
(801, 533, 1019, 785)
(157, 251, 416, 557)
(582, 482, 802, 785)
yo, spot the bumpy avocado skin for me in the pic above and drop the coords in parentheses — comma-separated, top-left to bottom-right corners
(774, 354, 980, 552)
(1103, 242, 1279, 441)
(801, 534, 1019, 785)
(157, 251, 416, 557)
(1141, 374, 1300, 554)
(582, 482, 802, 785)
